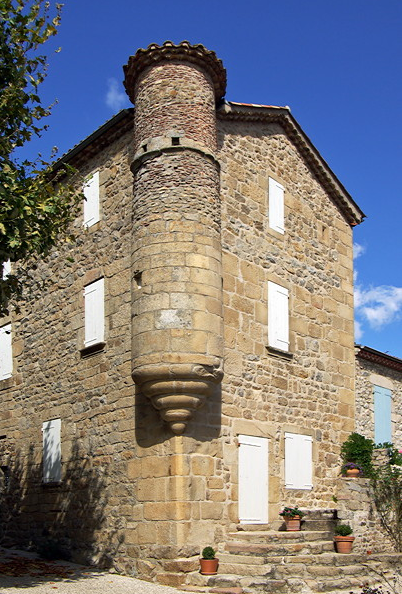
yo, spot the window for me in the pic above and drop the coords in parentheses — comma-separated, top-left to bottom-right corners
(268, 281, 289, 351)
(84, 278, 104, 347)
(268, 177, 284, 234)
(374, 385, 392, 443)
(285, 432, 313, 489)
(0, 324, 12, 380)
(42, 419, 61, 483)
(83, 171, 100, 227)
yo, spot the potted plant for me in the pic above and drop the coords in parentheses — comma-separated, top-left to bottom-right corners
(342, 462, 363, 478)
(199, 546, 219, 575)
(279, 506, 305, 531)
(334, 524, 354, 553)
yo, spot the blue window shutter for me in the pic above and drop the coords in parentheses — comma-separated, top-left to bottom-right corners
(374, 385, 392, 444)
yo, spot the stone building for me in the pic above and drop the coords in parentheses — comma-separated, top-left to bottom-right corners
(2, 41, 400, 590)
(355, 345, 402, 448)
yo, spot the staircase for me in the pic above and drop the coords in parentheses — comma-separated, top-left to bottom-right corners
(183, 511, 402, 594)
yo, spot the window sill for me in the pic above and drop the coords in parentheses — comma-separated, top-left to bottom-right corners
(0, 374, 22, 391)
(84, 220, 101, 232)
(41, 481, 62, 489)
(266, 346, 293, 361)
(0, 376, 13, 390)
(80, 341, 106, 358)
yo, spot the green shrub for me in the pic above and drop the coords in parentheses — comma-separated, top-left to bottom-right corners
(279, 506, 305, 518)
(341, 432, 374, 476)
(335, 523, 353, 536)
(201, 546, 216, 559)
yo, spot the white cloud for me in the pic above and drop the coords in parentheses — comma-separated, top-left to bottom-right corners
(355, 283, 402, 330)
(353, 242, 366, 259)
(105, 78, 126, 112)
(354, 320, 363, 342)
(353, 244, 402, 343)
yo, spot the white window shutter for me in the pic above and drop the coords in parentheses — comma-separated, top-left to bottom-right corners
(268, 281, 289, 351)
(285, 433, 313, 490)
(2, 260, 11, 278)
(238, 435, 269, 524)
(269, 178, 284, 234)
(0, 323, 12, 380)
(84, 278, 104, 346)
(42, 418, 61, 483)
(83, 171, 100, 227)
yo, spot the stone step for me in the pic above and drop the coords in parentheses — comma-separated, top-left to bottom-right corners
(236, 524, 272, 532)
(226, 540, 335, 556)
(270, 520, 337, 533)
(186, 561, 398, 594)
(228, 530, 333, 543)
(262, 552, 363, 565)
(216, 558, 378, 581)
(217, 553, 266, 565)
(239, 575, 365, 593)
(273, 562, 373, 578)
(204, 575, 290, 593)
(236, 512, 337, 532)
(185, 549, 402, 594)
(218, 562, 273, 577)
(302, 509, 337, 520)
(300, 519, 338, 532)
(309, 576, 370, 592)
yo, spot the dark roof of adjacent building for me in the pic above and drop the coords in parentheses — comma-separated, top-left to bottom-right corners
(356, 345, 402, 373)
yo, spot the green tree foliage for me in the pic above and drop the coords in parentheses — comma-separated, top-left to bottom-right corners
(371, 463, 402, 551)
(371, 444, 402, 552)
(0, 0, 81, 315)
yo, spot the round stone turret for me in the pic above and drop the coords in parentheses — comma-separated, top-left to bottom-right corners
(124, 42, 226, 434)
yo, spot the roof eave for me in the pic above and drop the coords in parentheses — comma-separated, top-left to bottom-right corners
(218, 101, 365, 227)
(52, 108, 134, 172)
(356, 344, 402, 373)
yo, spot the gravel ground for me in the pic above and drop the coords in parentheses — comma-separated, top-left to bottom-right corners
(0, 548, 190, 594)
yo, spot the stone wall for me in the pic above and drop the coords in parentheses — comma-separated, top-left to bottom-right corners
(0, 42, 363, 584)
(336, 476, 395, 554)
(0, 128, 135, 567)
(218, 116, 356, 519)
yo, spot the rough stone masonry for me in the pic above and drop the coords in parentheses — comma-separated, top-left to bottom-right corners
(0, 41, 378, 587)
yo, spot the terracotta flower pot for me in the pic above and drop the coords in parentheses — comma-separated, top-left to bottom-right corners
(199, 557, 219, 575)
(345, 468, 360, 478)
(284, 515, 301, 531)
(334, 535, 355, 553)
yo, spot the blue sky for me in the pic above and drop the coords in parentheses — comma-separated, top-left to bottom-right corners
(23, 0, 402, 357)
